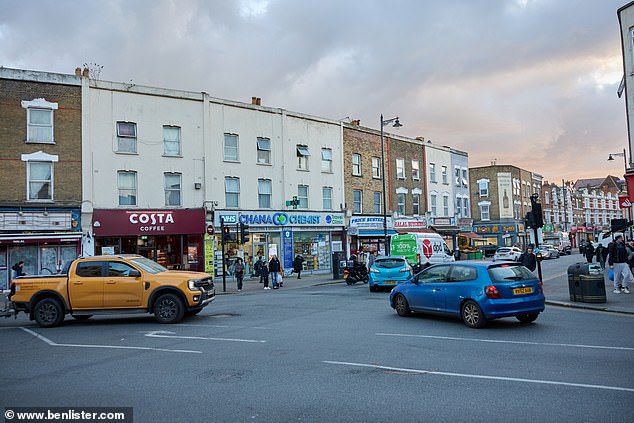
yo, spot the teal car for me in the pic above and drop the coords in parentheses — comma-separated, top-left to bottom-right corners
(368, 256, 412, 292)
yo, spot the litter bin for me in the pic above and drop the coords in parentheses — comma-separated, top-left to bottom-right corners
(332, 251, 346, 280)
(567, 262, 606, 303)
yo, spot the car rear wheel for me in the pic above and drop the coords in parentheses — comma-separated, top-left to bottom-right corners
(153, 293, 185, 324)
(34, 298, 64, 328)
(394, 294, 411, 316)
(461, 300, 487, 328)
(516, 312, 539, 323)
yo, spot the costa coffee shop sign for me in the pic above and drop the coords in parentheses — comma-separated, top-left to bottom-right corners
(92, 209, 205, 236)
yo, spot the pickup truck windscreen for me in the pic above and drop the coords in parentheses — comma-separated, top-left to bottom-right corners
(130, 257, 168, 274)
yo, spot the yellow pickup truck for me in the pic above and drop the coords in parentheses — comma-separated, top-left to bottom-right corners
(7, 254, 215, 328)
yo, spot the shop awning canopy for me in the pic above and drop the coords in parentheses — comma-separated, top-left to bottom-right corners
(356, 229, 398, 237)
(458, 232, 482, 239)
(396, 228, 435, 234)
(431, 225, 461, 235)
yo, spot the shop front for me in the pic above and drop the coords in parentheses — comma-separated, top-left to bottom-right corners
(474, 222, 524, 248)
(0, 208, 82, 289)
(431, 217, 461, 252)
(348, 215, 396, 257)
(92, 209, 205, 271)
(214, 210, 345, 275)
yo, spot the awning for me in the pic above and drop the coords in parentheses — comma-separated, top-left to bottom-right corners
(0, 232, 82, 245)
(431, 225, 461, 235)
(356, 229, 398, 237)
(458, 232, 482, 239)
(396, 228, 435, 234)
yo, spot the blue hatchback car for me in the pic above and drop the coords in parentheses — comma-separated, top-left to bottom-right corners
(389, 261, 545, 328)
(368, 256, 412, 292)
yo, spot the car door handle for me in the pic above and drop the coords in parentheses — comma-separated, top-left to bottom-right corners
(433, 288, 442, 292)
(106, 281, 116, 284)
(73, 282, 83, 285)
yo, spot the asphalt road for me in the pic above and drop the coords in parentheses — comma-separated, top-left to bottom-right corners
(1, 274, 633, 423)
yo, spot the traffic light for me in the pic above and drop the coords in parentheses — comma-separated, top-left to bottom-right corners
(222, 225, 231, 242)
(240, 222, 250, 244)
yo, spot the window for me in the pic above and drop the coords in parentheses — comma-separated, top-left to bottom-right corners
(463, 198, 469, 217)
(298, 185, 309, 209)
(478, 179, 489, 197)
(75, 261, 105, 277)
(480, 203, 490, 220)
(353, 190, 363, 213)
(413, 193, 420, 215)
(108, 262, 137, 277)
(412, 160, 420, 181)
(443, 194, 449, 216)
(430, 194, 437, 216)
(456, 197, 462, 218)
(118, 171, 137, 206)
(164, 173, 181, 206)
(352, 154, 361, 176)
(430, 163, 436, 183)
(449, 266, 478, 282)
(396, 158, 405, 179)
(224, 134, 239, 161)
(258, 179, 271, 208)
(225, 177, 240, 208)
(323, 187, 333, 210)
(374, 192, 381, 214)
(397, 193, 406, 215)
(22, 98, 57, 143)
(28, 161, 53, 200)
(372, 157, 381, 179)
(117, 122, 137, 153)
(257, 137, 271, 164)
(455, 168, 461, 186)
(442, 166, 448, 184)
(321, 148, 333, 173)
(297, 145, 310, 170)
(163, 126, 181, 156)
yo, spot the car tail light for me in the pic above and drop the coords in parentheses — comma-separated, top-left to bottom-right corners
(400, 266, 412, 272)
(485, 285, 502, 299)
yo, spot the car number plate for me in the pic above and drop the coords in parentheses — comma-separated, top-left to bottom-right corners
(513, 287, 533, 295)
(384, 280, 396, 284)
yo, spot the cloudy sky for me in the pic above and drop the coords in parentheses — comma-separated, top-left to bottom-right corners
(1, 0, 630, 182)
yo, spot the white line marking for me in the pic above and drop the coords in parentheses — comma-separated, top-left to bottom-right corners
(323, 360, 634, 392)
(20, 328, 201, 354)
(375, 333, 634, 351)
(144, 330, 266, 343)
(178, 323, 270, 330)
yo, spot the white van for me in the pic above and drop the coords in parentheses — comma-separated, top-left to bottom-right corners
(592, 232, 623, 249)
(390, 233, 455, 267)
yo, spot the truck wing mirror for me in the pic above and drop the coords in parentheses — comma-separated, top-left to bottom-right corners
(129, 269, 141, 277)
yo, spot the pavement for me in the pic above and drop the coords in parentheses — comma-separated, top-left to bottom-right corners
(214, 258, 634, 315)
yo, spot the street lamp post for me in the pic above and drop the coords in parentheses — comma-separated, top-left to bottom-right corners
(607, 149, 631, 238)
(380, 114, 402, 255)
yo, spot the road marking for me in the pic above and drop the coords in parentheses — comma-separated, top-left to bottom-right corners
(323, 360, 634, 392)
(375, 332, 634, 351)
(144, 330, 267, 343)
(20, 328, 201, 354)
(542, 271, 566, 282)
(178, 323, 270, 330)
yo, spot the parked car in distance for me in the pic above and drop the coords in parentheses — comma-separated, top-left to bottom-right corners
(368, 256, 412, 292)
(492, 247, 522, 262)
(389, 262, 545, 328)
(537, 245, 560, 259)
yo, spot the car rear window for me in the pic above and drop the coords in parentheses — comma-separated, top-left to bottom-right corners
(488, 264, 536, 282)
(496, 248, 510, 253)
(375, 258, 406, 269)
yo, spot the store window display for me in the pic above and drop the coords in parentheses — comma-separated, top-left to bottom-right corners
(293, 232, 331, 271)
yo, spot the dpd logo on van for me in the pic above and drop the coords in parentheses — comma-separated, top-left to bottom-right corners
(422, 239, 433, 259)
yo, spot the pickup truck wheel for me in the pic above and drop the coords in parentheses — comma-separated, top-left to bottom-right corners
(153, 293, 185, 324)
(34, 298, 64, 328)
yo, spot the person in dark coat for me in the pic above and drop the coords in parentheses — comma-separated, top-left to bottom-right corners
(11, 261, 26, 279)
(261, 262, 270, 290)
(518, 245, 537, 272)
(269, 255, 282, 289)
(292, 255, 305, 279)
(585, 242, 595, 263)
(234, 258, 245, 291)
(595, 244, 605, 269)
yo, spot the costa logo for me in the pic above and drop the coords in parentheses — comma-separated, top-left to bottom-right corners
(129, 213, 175, 225)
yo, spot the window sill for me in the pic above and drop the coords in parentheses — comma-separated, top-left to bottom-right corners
(224, 159, 240, 163)
(163, 154, 183, 158)
(27, 199, 54, 203)
(321, 171, 334, 174)
(352, 173, 362, 177)
(116, 151, 139, 155)
(297, 168, 310, 172)
(26, 140, 55, 145)
(372, 176, 381, 180)
(257, 162, 272, 166)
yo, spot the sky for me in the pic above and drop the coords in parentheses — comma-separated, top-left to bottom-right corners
(0, 0, 631, 183)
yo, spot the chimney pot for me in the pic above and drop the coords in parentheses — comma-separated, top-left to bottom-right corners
(75, 67, 82, 76)
(257, 97, 261, 105)
(82, 68, 89, 77)
(252, 97, 257, 104)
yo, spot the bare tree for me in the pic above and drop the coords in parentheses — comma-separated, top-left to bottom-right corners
(82, 62, 104, 80)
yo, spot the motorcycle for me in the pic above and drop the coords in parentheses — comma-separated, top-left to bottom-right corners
(343, 262, 368, 285)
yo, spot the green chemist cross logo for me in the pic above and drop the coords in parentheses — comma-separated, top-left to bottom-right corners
(285, 196, 299, 209)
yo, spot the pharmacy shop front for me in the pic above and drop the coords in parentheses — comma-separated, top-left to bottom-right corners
(214, 210, 345, 274)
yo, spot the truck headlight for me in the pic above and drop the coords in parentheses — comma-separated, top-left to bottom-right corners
(188, 280, 202, 291)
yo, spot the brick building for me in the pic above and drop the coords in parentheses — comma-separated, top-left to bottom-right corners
(0, 68, 84, 288)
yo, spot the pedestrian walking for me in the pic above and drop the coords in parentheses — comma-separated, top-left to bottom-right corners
(595, 244, 605, 269)
(293, 255, 305, 279)
(518, 245, 537, 272)
(254, 256, 264, 283)
(269, 255, 282, 289)
(367, 251, 376, 270)
(608, 235, 631, 294)
(585, 242, 595, 263)
(580, 238, 586, 256)
(261, 262, 270, 290)
(11, 261, 26, 279)
(234, 258, 245, 291)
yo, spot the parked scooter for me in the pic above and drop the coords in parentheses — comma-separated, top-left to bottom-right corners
(343, 258, 368, 285)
